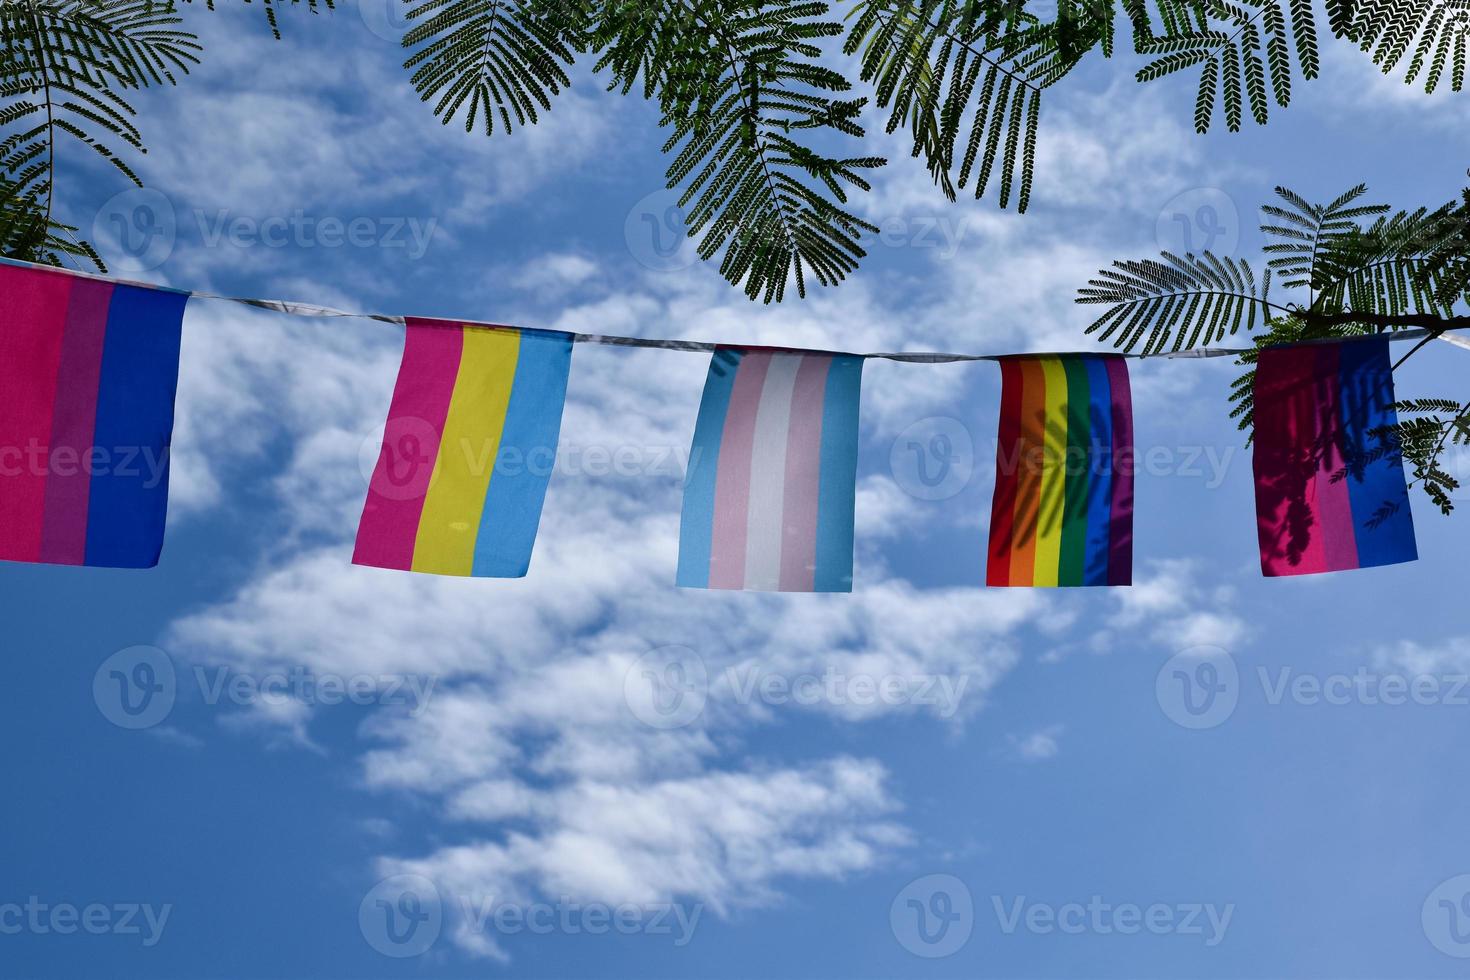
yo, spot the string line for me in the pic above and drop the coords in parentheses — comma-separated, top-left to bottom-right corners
(4, 255, 1466, 363)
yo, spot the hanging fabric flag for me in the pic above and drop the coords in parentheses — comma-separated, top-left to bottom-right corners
(1253, 336, 1416, 576)
(353, 318, 572, 577)
(0, 261, 189, 568)
(986, 354, 1134, 587)
(678, 348, 863, 592)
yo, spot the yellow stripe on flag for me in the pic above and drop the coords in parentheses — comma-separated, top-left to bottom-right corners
(1033, 356, 1068, 586)
(412, 327, 521, 575)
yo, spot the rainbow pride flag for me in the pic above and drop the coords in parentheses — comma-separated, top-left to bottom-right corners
(986, 354, 1133, 587)
(353, 318, 572, 577)
(0, 261, 188, 568)
(1253, 336, 1416, 576)
(678, 348, 863, 592)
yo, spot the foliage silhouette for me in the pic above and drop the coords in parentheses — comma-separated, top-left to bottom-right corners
(3, 0, 1465, 300)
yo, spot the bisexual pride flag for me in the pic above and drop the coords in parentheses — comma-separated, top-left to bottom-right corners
(986, 354, 1134, 587)
(0, 261, 188, 568)
(678, 348, 863, 592)
(353, 318, 572, 577)
(1253, 336, 1416, 576)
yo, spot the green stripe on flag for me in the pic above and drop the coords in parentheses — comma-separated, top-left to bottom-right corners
(1060, 357, 1092, 585)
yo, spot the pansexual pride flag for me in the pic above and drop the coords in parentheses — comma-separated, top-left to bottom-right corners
(986, 354, 1134, 587)
(0, 261, 188, 568)
(1253, 336, 1416, 576)
(353, 318, 572, 577)
(678, 348, 863, 592)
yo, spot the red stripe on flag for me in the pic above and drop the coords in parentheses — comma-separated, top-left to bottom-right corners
(986, 359, 1024, 585)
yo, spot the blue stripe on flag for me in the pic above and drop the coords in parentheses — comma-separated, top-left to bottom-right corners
(1337, 336, 1417, 569)
(1081, 356, 1114, 586)
(677, 349, 743, 588)
(812, 355, 863, 592)
(471, 330, 573, 577)
(84, 284, 187, 567)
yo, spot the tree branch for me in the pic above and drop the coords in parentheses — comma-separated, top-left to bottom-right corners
(1297, 311, 1470, 331)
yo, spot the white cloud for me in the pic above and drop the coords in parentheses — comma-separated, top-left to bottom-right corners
(1104, 558, 1249, 653)
(83, 6, 621, 293)
(511, 252, 603, 295)
(168, 299, 399, 521)
(145, 725, 206, 750)
(1371, 636, 1470, 676)
(216, 695, 322, 753)
(1000, 723, 1065, 762)
(1315, 40, 1470, 130)
(381, 758, 906, 959)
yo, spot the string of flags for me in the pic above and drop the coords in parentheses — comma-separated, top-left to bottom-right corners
(0, 258, 1444, 590)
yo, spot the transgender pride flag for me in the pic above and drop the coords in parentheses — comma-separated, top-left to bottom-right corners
(0, 261, 188, 568)
(677, 348, 863, 592)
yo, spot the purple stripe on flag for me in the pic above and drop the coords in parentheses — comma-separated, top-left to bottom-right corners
(38, 279, 114, 565)
(1312, 344, 1359, 571)
(778, 355, 830, 591)
(708, 351, 771, 589)
(1104, 356, 1134, 586)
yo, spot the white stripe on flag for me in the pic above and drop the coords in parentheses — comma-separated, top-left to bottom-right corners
(744, 353, 803, 590)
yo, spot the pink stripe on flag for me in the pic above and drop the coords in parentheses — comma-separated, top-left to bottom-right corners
(708, 351, 771, 589)
(0, 266, 74, 564)
(778, 355, 830, 591)
(353, 318, 464, 570)
(39, 279, 114, 565)
(1312, 344, 1358, 571)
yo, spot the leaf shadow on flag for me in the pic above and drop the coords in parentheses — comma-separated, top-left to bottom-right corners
(1011, 407, 1116, 552)
(711, 347, 742, 381)
(1255, 356, 1408, 571)
(1004, 409, 1045, 551)
(1335, 369, 1410, 533)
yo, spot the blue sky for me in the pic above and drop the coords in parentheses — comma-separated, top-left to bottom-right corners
(4, 2, 1470, 976)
